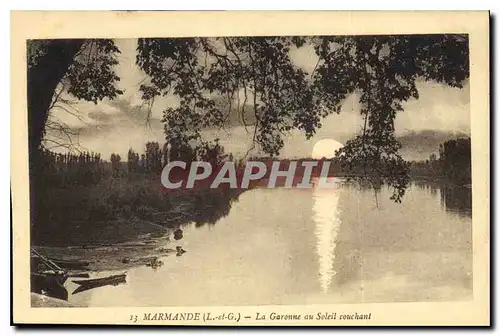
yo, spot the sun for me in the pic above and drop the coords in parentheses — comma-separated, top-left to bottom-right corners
(311, 139, 344, 159)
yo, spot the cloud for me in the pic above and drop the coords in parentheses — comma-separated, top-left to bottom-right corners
(396, 80, 470, 135)
(397, 129, 469, 161)
(87, 110, 112, 122)
(47, 95, 165, 156)
(108, 98, 154, 123)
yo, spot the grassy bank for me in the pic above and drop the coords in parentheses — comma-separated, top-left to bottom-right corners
(32, 175, 244, 247)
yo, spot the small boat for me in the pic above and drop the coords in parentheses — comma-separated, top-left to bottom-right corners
(31, 270, 69, 301)
(71, 273, 127, 295)
(31, 255, 90, 269)
(31, 270, 68, 286)
(51, 258, 90, 269)
(68, 272, 90, 278)
(72, 273, 127, 287)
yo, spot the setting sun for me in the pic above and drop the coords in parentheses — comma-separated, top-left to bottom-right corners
(311, 139, 344, 159)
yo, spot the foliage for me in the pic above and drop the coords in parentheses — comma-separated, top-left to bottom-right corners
(335, 134, 410, 202)
(36, 149, 104, 187)
(410, 137, 471, 185)
(135, 35, 469, 201)
(195, 139, 228, 167)
(29, 35, 469, 202)
(136, 37, 315, 156)
(32, 144, 241, 246)
(127, 148, 141, 173)
(313, 35, 468, 201)
(29, 39, 124, 104)
(27, 39, 123, 153)
(65, 40, 123, 103)
(110, 153, 121, 176)
(145, 142, 163, 173)
(439, 137, 471, 183)
(32, 176, 243, 247)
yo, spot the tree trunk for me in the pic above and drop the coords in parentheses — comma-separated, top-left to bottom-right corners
(27, 39, 84, 243)
(27, 39, 84, 156)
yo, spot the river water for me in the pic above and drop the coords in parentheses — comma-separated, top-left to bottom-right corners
(66, 180, 472, 307)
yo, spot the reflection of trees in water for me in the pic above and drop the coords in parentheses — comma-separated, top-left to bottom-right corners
(439, 184, 472, 216)
(346, 178, 384, 208)
(31, 171, 243, 246)
(413, 180, 439, 197)
(413, 181, 471, 217)
(182, 188, 241, 229)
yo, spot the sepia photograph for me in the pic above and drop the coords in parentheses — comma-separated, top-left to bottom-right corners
(11, 11, 489, 326)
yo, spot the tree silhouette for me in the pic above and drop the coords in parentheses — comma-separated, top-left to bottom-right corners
(440, 137, 471, 183)
(127, 148, 140, 173)
(168, 140, 195, 164)
(136, 35, 468, 201)
(28, 39, 123, 155)
(408, 137, 471, 185)
(145, 142, 162, 173)
(196, 139, 228, 168)
(29, 35, 469, 201)
(110, 153, 121, 177)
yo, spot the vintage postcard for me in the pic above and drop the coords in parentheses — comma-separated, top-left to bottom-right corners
(11, 11, 490, 326)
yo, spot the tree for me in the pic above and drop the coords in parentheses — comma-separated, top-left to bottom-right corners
(196, 139, 228, 168)
(168, 140, 195, 164)
(314, 35, 468, 201)
(145, 141, 162, 173)
(136, 37, 314, 156)
(110, 153, 121, 177)
(135, 35, 468, 201)
(27, 39, 123, 156)
(140, 154, 146, 173)
(440, 137, 471, 183)
(127, 148, 140, 173)
(29, 35, 469, 202)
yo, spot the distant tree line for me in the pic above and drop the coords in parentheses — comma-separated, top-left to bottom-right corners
(33, 139, 232, 186)
(38, 139, 231, 187)
(32, 141, 240, 246)
(247, 137, 471, 188)
(409, 137, 471, 184)
(38, 136, 471, 189)
(117, 140, 228, 177)
(37, 148, 104, 186)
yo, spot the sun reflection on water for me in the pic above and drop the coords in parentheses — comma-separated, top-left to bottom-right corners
(312, 177, 342, 293)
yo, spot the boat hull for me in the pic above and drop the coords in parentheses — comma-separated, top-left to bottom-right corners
(72, 274, 126, 287)
(32, 255, 90, 269)
(31, 272, 69, 301)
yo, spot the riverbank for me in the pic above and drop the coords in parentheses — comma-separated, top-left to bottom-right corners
(31, 293, 84, 307)
(32, 176, 244, 247)
(410, 175, 472, 188)
(31, 224, 187, 306)
(33, 229, 177, 272)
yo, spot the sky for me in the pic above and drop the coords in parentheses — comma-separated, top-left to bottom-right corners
(47, 38, 471, 161)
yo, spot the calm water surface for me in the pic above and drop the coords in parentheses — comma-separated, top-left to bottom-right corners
(67, 180, 472, 306)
